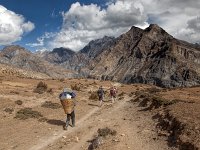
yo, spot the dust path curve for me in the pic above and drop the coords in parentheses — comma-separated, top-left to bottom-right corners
(29, 98, 128, 150)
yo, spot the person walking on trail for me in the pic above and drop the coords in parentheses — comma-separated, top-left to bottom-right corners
(110, 86, 117, 103)
(59, 88, 76, 130)
(97, 86, 105, 107)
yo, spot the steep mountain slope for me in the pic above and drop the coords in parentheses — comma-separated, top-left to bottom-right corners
(85, 24, 200, 87)
(58, 36, 116, 76)
(41, 47, 76, 64)
(0, 45, 75, 78)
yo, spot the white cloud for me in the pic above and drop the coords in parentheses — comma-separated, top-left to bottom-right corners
(26, 32, 56, 47)
(140, 0, 200, 43)
(39, 0, 200, 51)
(50, 1, 147, 51)
(0, 5, 35, 45)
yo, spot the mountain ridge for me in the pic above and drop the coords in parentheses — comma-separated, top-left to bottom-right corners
(1, 24, 200, 87)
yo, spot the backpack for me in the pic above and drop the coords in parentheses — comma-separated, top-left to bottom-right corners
(71, 92, 76, 98)
(59, 92, 72, 100)
(97, 88, 104, 97)
(110, 88, 116, 96)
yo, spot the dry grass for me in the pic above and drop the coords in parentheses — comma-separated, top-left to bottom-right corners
(41, 101, 61, 109)
(59, 78, 65, 82)
(15, 108, 43, 120)
(34, 81, 48, 94)
(15, 100, 23, 105)
(71, 84, 81, 91)
(88, 127, 117, 150)
(118, 92, 126, 97)
(98, 127, 117, 137)
(89, 91, 98, 100)
(4, 108, 14, 114)
(47, 88, 53, 94)
(10, 91, 19, 94)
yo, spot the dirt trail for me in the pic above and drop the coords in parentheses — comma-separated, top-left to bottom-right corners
(0, 78, 175, 150)
(29, 98, 127, 150)
(29, 96, 172, 150)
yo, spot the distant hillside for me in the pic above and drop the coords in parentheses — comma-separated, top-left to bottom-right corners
(38, 47, 76, 64)
(0, 63, 49, 79)
(0, 45, 76, 78)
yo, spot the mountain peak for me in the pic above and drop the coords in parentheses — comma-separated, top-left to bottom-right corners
(145, 24, 168, 34)
(51, 47, 75, 56)
(0, 45, 31, 58)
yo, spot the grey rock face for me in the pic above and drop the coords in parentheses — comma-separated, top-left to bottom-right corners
(42, 47, 76, 64)
(83, 24, 200, 87)
(1, 24, 200, 88)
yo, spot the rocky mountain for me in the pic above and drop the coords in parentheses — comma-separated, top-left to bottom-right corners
(47, 36, 116, 76)
(80, 36, 116, 58)
(84, 24, 200, 87)
(1, 24, 200, 87)
(40, 47, 76, 64)
(0, 45, 76, 78)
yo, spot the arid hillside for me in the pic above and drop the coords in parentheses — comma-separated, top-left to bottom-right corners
(0, 72, 200, 150)
(0, 45, 76, 78)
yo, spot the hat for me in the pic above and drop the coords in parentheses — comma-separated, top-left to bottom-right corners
(63, 88, 72, 92)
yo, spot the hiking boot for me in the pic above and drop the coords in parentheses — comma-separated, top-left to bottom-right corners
(63, 126, 68, 130)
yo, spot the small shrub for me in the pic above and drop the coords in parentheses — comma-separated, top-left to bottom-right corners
(4, 108, 14, 114)
(47, 88, 53, 94)
(71, 84, 81, 91)
(88, 136, 103, 150)
(89, 91, 98, 100)
(98, 127, 117, 137)
(10, 91, 19, 94)
(15, 108, 43, 120)
(152, 97, 178, 106)
(118, 92, 125, 97)
(128, 92, 135, 97)
(59, 78, 65, 82)
(38, 117, 48, 122)
(118, 97, 124, 100)
(147, 87, 161, 94)
(129, 98, 139, 103)
(88, 127, 116, 150)
(135, 90, 150, 99)
(15, 100, 23, 105)
(92, 81, 97, 85)
(34, 81, 48, 94)
(41, 101, 61, 109)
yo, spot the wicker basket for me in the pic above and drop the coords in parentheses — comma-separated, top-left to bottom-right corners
(60, 99, 75, 114)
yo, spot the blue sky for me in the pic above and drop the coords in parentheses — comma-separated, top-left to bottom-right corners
(0, 0, 107, 51)
(0, 0, 199, 52)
